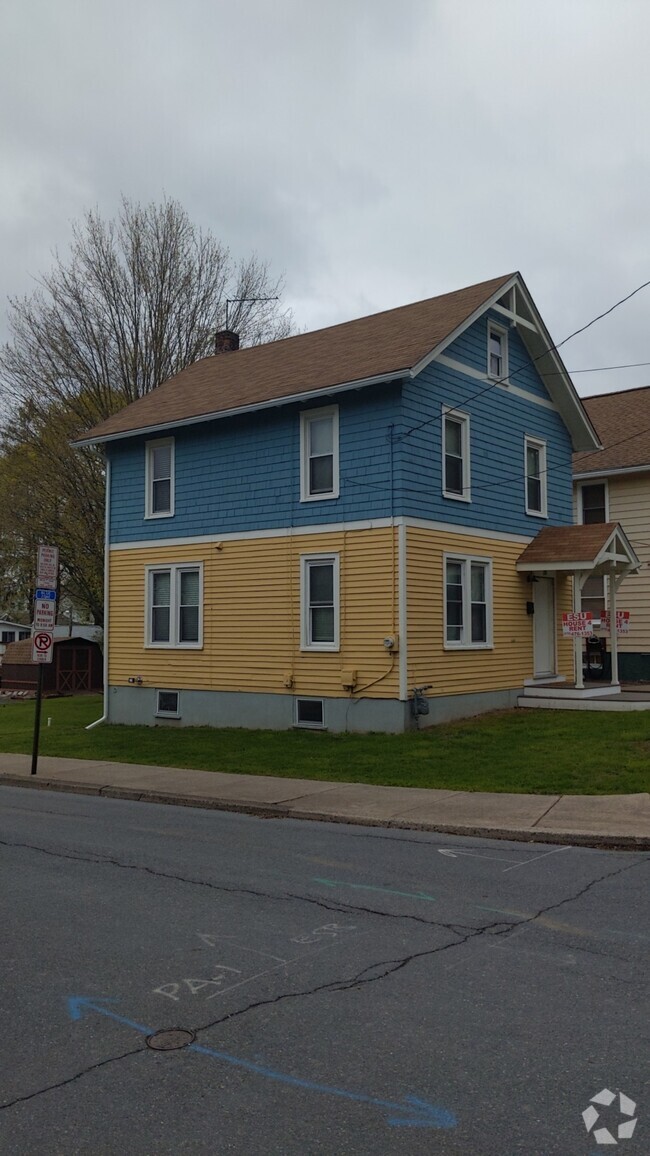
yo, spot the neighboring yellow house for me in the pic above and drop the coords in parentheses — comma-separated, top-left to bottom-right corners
(574, 386, 650, 681)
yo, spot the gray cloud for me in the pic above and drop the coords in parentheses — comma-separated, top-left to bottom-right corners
(2, 0, 650, 397)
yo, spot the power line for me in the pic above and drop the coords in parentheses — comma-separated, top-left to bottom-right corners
(342, 396, 650, 501)
(569, 361, 650, 374)
(397, 276, 650, 443)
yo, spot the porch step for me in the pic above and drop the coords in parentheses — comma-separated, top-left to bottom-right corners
(518, 694, 650, 712)
(522, 683, 618, 700)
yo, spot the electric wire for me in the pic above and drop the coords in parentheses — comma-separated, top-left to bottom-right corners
(397, 276, 650, 443)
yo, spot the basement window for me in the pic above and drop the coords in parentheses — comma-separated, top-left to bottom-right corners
(295, 698, 324, 728)
(156, 689, 180, 718)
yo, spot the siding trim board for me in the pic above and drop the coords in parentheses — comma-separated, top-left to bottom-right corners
(111, 514, 534, 552)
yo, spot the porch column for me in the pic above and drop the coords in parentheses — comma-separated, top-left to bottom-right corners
(573, 573, 584, 690)
(609, 569, 619, 687)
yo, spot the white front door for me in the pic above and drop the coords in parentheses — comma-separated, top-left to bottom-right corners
(533, 577, 556, 678)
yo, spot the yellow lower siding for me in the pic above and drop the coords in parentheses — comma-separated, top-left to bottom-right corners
(407, 526, 573, 693)
(109, 527, 400, 699)
(109, 523, 573, 702)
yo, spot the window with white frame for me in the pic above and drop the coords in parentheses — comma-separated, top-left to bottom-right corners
(145, 438, 175, 518)
(444, 555, 492, 648)
(487, 322, 508, 379)
(301, 554, 339, 650)
(442, 407, 471, 500)
(524, 436, 547, 516)
(156, 689, 180, 717)
(579, 482, 607, 524)
(581, 574, 606, 623)
(300, 407, 339, 501)
(146, 564, 202, 647)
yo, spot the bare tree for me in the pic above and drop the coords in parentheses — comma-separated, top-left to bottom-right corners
(0, 198, 294, 621)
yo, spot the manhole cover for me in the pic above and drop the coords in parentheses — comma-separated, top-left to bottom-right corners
(146, 1028, 195, 1051)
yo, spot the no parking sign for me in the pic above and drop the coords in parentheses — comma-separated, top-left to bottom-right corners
(32, 630, 54, 664)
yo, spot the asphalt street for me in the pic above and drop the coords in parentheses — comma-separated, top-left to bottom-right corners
(1, 786, 648, 1155)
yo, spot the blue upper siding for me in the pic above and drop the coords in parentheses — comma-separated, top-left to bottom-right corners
(109, 384, 401, 542)
(109, 311, 574, 543)
(397, 313, 573, 533)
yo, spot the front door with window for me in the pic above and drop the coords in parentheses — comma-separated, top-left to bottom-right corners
(533, 577, 556, 678)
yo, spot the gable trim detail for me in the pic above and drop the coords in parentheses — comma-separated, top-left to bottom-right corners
(436, 354, 557, 411)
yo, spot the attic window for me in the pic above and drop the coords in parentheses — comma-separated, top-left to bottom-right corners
(487, 322, 508, 380)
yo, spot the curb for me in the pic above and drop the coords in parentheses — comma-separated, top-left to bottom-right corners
(1, 774, 648, 851)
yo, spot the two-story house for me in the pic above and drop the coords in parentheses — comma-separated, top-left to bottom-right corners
(574, 386, 650, 680)
(76, 272, 638, 732)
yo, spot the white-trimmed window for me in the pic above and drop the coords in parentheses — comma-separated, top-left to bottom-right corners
(444, 555, 492, 648)
(581, 575, 606, 624)
(300, 406, 339, 501)
(578, 481, 608, 524)
(487, 321, 508, 380)
(524, 436, 547, 517)
(146, 564, 203, 648)
(301, 554, 339, 651)
(442, 407, 471, 501)
(145, 437, 175, 518)
(156, 689, 180, 718)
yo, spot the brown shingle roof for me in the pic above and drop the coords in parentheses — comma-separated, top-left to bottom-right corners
(75, 274, 514, 444)
(2, 639, 34, 664)
(573, 386, 650, 474)
(516, 523, 621, 567)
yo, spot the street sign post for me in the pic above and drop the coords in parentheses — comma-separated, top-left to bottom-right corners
(31, 545, 59, 776)
(34, 600, 56, 632)
(32, 630, 54, 662)
(36, 545, 59, 590)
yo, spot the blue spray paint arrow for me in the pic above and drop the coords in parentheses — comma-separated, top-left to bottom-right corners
(67, 997, 456, 1130)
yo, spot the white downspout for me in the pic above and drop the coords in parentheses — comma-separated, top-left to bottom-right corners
(609, 567, 619, 687)
(86, 456, 110, 729)
(573, 571, 584, 690)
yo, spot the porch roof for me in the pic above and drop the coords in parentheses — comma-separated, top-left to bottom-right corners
(516, 522, 640, 574)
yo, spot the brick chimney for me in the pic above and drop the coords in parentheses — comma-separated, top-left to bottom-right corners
(214, 329, 240, 354)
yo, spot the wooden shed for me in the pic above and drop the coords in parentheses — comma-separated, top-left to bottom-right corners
(0, 636, 103, 695)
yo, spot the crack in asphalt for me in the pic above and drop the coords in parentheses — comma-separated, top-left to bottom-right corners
(1, 837, 646, 1116)
(0, 837, 482, 932)
(191, 855, 650, 1037)
(0, 1046, 146, 1113)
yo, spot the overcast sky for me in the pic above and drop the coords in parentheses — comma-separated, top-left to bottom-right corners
(2, 0, 650, 398)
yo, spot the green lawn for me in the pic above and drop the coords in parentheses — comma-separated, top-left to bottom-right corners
(1, 694, 649, 795)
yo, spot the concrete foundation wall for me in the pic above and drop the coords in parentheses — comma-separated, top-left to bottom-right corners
(417, 687, 521, 726)
(108, 686, 413, 733)
(108, 684, 522, 733)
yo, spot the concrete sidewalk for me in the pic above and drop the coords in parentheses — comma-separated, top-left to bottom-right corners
(0, 753, 648, 849)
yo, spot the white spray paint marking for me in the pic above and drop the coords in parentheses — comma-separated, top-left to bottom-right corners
(153, 968, 242, 1000)
(438, 848, 518, 864)
(197, 932, 287, 963)
(290, 923, 357, 945)
(501, 845, 573, 872)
